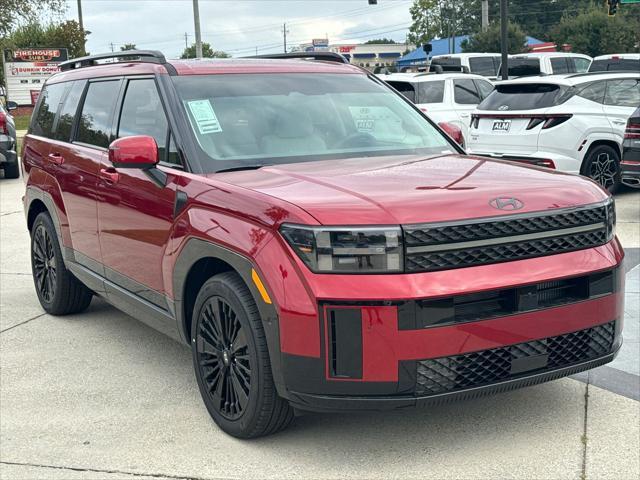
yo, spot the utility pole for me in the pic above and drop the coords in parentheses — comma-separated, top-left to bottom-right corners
(282, 23, 289, 53)
(481, 0, 489, 31)
(77, 0, 86, 55)
(109, 42, 115, 53)
(184, 32, 189, 49)
(192, 0, 203, 58)
(500, 0, 508, 80)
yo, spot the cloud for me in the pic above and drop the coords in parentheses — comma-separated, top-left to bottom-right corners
(65, 0, 412, 57)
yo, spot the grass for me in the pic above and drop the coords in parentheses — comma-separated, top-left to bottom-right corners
(16, 136, 22, 156)
(14, 114, 31, 131)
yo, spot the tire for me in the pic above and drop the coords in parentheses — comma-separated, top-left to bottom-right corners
(581, 145, 621, 194)
(3, 161, 19, 179)
(30, 212, 93, 315)
(191, 272, 294, 438)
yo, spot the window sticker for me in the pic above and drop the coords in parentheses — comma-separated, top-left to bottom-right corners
(186, 99, 222, 134)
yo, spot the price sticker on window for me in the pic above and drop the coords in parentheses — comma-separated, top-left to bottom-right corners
(186, 99, 223, 134)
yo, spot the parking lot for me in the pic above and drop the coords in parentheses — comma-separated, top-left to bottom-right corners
(0, 171, 638, 480)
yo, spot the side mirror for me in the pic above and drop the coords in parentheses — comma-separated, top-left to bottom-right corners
(6, 101, 18, 111)
(108, 135, 158, 169)
(438, 121, 465, 148)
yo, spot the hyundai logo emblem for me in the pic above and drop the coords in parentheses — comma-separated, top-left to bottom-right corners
(490, 197, 524, 211)
(498, 105, 509, 111)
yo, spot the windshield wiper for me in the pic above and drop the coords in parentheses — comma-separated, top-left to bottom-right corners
(215, 164, 270, 173)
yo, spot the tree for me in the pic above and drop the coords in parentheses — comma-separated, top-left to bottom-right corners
(461, 22, 528, 54)
(550, 5, 640, 57)
(180, 42, 230, 59)
(364, 38, 397, 44)
(0, 0, 66, 38)
(120, 43, 137, 51)
(407, 0, 441, 47)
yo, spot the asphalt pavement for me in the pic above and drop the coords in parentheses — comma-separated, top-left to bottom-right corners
(1, 172, 638, 480)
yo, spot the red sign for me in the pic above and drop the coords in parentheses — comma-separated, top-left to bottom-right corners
(30, 89, 40, 105)
(338, 46, 356, 53)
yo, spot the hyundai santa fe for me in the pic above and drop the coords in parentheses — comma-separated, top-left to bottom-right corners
(21, 50, 624, 438)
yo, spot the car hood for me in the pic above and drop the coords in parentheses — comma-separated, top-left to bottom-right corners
(207, 154, 607, 225)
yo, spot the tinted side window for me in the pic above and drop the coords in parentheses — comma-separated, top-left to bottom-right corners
(550, 58, 569, 74)
(605, 79, 640, 108)
(387, 81, 415, 103)
(76, 81, 120, 148)
(32, 83, 66, 138)
(469, 57, 496, 77)
(418, 81, 445, 103)
(576, 81, 606, 104)
(55, 80, 85, 142)
(475, 79, 494, 99)
(573, 57, 591, 73)
(117, 79, 169, 160)
(453, 79, 481, 104)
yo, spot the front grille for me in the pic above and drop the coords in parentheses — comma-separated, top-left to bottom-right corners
(404, 201, 612, 272)
(415, 321, 615, 396)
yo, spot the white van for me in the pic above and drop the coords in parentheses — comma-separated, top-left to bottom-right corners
(503, 52, 592, 77)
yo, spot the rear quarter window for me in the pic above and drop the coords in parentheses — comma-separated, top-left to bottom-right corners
(478, 83, 574, 111)
(32, 83, 66, 138)
(387, 81, 415, 103)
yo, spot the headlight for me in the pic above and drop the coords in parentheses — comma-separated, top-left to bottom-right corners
(280, 224, 403, 273)
(606, 197, 616, 241)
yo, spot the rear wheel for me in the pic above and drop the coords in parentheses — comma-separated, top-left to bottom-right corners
(582, 145, 621, 193)
(3, 162, 19, 179)
(191, 272, 294, 438)
(30, 212, 93, 315)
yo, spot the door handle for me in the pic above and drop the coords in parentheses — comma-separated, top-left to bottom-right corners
(99, 167, 119, 184)
(460, 113, 470, 118)
(47, 152, 64, 165)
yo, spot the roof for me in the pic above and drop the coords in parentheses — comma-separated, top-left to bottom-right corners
(379, 72, 490, 83)
(494, 71, 639, 87)
(510, 52, 592, 59)
(48, 56, 363, 84)
(592, 53, 640, 60)
(397, 35, 544, 66)
(432, 53, 500, 59)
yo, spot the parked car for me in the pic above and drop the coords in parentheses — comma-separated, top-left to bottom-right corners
(621, 106, 640, 188)
(468, 72, 640, 192)
(381, 72, 494, 145)
(22, 50, 623, 439)
(0, 101, 19, 179)
(502, 52, 592, 78)
(589, 54, 640, 73)
(430, 53, 502, 78)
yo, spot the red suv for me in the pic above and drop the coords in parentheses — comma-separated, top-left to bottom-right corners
(22, 51, 624, 438)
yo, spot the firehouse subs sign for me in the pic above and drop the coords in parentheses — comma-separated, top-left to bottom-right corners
(3, 48, 68, 105)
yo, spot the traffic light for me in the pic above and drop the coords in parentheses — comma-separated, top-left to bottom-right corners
(607, 0, 620, 16)
(368, 0, 378, 4)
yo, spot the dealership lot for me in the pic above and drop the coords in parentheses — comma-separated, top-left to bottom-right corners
(1, 175, 638, 479)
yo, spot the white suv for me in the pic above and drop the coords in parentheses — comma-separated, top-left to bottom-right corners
(380, 72, 494, 144)
(467, 72, 640, 192)
(430, 53, 501, 78)
(589, 54, 640, 73)
(503, 52, 592, 77)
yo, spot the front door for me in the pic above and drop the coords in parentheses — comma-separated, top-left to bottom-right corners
(96, 77, 180, 316)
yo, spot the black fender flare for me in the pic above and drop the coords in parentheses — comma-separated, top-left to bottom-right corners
(172, 238, 287, 397)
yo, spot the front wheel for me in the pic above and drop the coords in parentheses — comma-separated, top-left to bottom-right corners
(582, 145, 621, 193)
(191, 272, 294, 438)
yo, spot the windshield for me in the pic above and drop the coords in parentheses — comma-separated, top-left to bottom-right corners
(478, 83, 574, 111)
(172, 73, 453, 172)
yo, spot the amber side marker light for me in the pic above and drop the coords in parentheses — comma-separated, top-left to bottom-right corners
(251, 269, 272, 304)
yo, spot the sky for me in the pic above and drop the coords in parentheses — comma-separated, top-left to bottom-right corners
(59, 0, 414, 58)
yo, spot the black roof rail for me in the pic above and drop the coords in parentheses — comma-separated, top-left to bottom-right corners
(244, 51, 349, 64)
(58, 50, 167, 72)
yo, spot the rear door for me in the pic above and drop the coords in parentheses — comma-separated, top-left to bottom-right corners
(96, 76, 179, 319)
(603, 78, 640, 141)
(452, 78, 482, 139)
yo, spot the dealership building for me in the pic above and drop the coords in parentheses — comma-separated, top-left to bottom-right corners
(295, 40, 412, 70)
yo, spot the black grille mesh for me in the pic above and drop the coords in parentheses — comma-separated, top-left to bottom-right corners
(405, 206, 606, 246)
(406, 230, 607, 272)
(416, 321, 615, 396)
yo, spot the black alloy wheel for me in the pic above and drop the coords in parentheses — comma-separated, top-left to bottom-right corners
(583, 145, 621, 193)
(191, 272, 294, 438)
(196, 296, 251, 420)
(32, 224, 57, 304)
